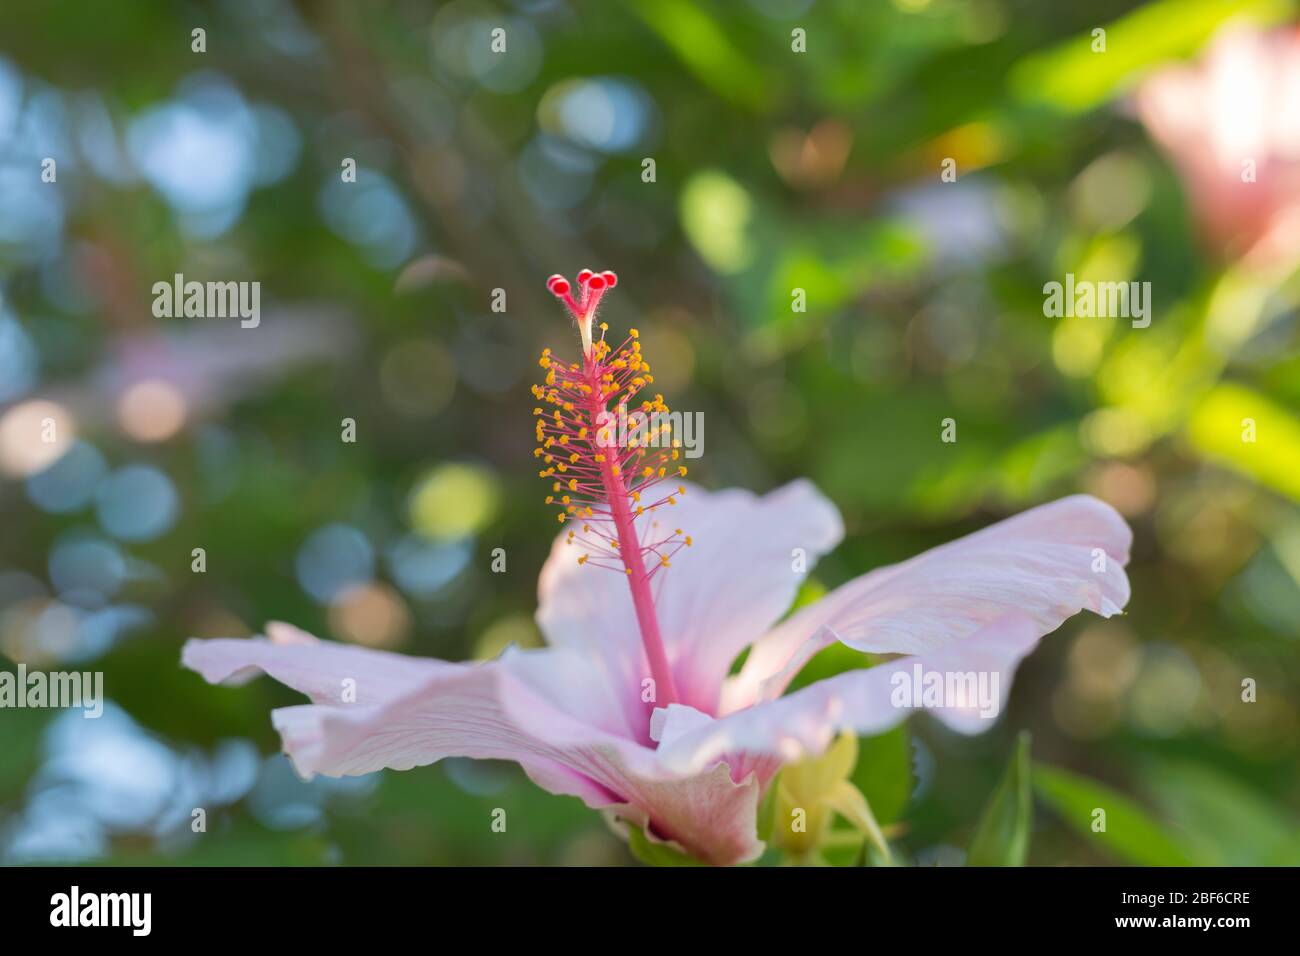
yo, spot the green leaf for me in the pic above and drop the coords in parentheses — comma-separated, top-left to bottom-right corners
(625, 824, 708, 867)
(1033, 763, 1194, 866)
(1188, 382, 1300, 503)
(784, 641, 876, 694)
(851, 724, 914, 826)
(967, 731, 1032, 866)
(627, 0, 768, 111)
(1138, 760, 1293, 866)
(1010, 0, 1292, 112)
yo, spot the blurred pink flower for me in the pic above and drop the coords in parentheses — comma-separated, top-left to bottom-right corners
(184, 488, 1130, 864)
(1137, 25, 1300, 272)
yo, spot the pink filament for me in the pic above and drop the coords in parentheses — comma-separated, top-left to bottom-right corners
(582, 359, 680, 709)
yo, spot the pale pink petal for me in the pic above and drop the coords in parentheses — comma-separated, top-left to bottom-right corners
(659, 612, 1043, 777)
(537, 479, 842, 729)
(182, 631, 458, 706)
(602, 762, 762, 866)
(183, 636, 761, 865)
(726, 495, 1131, 712)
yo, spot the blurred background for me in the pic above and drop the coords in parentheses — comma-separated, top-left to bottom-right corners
(1, 0, 1298, 866)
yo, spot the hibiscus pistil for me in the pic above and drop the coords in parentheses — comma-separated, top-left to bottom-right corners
(533, 269, 691, 709)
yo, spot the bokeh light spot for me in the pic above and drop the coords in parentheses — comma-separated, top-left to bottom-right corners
(408, 463, 499, 541)
(95, 464, 179, 541)
(296, 523, 375, 604)
(0, 399, 76, 477)
(328, 581, 411, 648)
(118, 379, 188, 443)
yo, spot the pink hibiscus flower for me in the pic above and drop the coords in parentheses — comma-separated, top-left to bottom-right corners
(183, 270, 1132, 865)
(1137, 25, 1300, 272)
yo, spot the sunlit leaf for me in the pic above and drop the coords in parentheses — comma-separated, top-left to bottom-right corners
(1011, 0, 1292, 111)
(1188, 382, 1300, 502)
